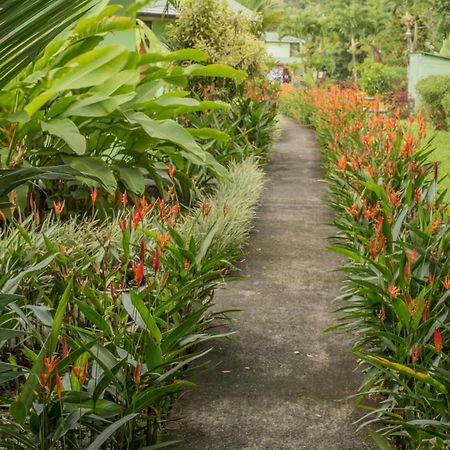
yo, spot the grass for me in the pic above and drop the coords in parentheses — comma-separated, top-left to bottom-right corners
(428, 128, 450, 194)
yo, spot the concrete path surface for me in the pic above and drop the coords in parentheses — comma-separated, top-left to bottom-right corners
(169, 119, 373, 450)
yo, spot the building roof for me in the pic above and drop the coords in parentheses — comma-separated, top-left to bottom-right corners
(140, 0, 253, 18)
(265, 32, 302, 44)
(410, 52, 450, 61)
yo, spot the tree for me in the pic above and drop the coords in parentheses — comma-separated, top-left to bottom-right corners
(238, 0, 286, 30)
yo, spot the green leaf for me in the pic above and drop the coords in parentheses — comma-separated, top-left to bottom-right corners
(185, 64, 247, 79)
(62, 94, 120, 117)
(115, 165, 145, 194)
(51, 45, 129, 91)
(0, 327, 27, 340)
(187, 128, 230, 143)
(76, 300, 112, 336)
(130, 382, 194, 414)
(141, 49, 208, 64)
(53, 408, 90, 440)
(62, 156, 117, 191)
(86, 413, 138, 450)
(0, 293, 23, 309)
(41, 118, 86, 154)
(125, 112, 203, 157)
(368, 429, 394, 450)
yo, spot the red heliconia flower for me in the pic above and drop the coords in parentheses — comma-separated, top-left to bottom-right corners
(152, 250, 161, 274)
(404, 261, 411, 282)
(388, 285, 401, 299)
(90, 187, 97, 207)
(60, 336, 70, 358)
(410, 345, 421, 364)
(122, 191, 128, 208)
(53, 200, 65, 216)
(140, 240, 146, 262)
(422, 299, 429, 322)
(406, 247, 418, 265)
(168, 164, 175, 179)
(171, 203, 180, 217)
(429, 273, 434, 286)
(132, 260, 145, 286)
(434, 329, 443, 353)
(29, 191, 35, 210)
(158, 198, 166, 221)
(134, 361, 142, 387)
(118, 218, 127, 232)
(378, 307, 386, 321)
(184, 258, 191, 272)
(433, 162, 439, 181)
(55, 370, 63, 399)
(201, 200, 212, 217)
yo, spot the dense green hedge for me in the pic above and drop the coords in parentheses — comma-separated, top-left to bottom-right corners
(416, 74, 450, 130)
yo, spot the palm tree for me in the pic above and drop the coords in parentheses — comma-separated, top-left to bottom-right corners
(0, 0, 100, 89)
(238, 0, 286, 30)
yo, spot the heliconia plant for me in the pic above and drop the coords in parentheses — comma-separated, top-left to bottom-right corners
(282, 86, 450, 449)
(0, 159, 265, 449)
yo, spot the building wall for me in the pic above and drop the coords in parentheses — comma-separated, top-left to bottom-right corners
(266, 42, 291, 59)
(408, 53, 450, 103)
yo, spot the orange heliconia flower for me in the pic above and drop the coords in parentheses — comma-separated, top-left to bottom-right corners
(347, 202, 360, 218)
(152, 250, 161, 274)
(434, 329, 443, 353)
(168, 164, 175, 179)
(53, 200, 65, 216)
(72, 360, 88, 386)
(201, 200, 212, 217)
(157, 233, 170, 250)
(410, 345, 421, 364)
(406, 247, 418, 265)
(134, 361, 142, 387)
(118, 218, 127, 231)
(90, 187, 97, 207)
(429, 220, 441, 234)
(337, 155, 347, 171)
(171, 203, 180, 217)
(442, 277, 450, 290)
(132, 260, 145, 286)
(388, 285, 401, 299)
(122, 191, 128, 208)
(40, 355, 61, 389)
(55, 370, 63, 399)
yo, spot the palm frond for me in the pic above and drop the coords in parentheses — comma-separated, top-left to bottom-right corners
(0, 0, 99, 88)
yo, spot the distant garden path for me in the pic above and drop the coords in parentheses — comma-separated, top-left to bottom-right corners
(170, 119, 374, 449)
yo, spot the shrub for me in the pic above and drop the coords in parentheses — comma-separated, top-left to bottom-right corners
(416, 74, 450, 130)
(166, 0, 267, 99)
(358, 60, 405, 95)
(186, 79, 279, 165)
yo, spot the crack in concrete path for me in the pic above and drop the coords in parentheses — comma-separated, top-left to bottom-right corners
(168, 119, 374, 450)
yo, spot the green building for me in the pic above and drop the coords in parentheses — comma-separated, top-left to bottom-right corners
(408, 52, 450, 104)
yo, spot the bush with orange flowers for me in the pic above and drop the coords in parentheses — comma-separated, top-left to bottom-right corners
(0, 160, 265, 448)
(284, 86, 450, 449)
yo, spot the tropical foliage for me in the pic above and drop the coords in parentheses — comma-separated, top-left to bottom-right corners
(282, 87, 450, 449)
(0, 0, 279, 448)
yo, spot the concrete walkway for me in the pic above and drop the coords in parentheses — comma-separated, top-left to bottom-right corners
(170, 119, 373, 449)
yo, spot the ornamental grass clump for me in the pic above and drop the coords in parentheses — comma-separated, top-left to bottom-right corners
(284, 86, 450, 449)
